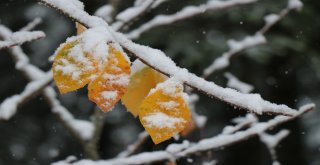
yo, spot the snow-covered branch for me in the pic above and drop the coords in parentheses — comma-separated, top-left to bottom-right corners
(0, 24, 93, 142)
(0, 72, 52, 120)
(259, 130, 290, 165)
(112, 0, 156, 30)
(224, 72, 254, 94)
(117, 131, 149, 158)
(0, 30, 45, 50)
(222, 113, 257, 135)
(52, 104, 314, 165)
(39, 0, 299, 117)
(203, 0, 303, 76)
(203, 34, 266, 76)
(126, 0, 257, 39)
(19, 17, 43, 31)
(94, 5, 114, 23)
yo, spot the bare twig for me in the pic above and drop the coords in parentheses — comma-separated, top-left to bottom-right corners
(83, 109, 106, 160)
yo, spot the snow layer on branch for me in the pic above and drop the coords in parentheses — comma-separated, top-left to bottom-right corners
(112, 0, 154, 30)
(94, 5, 114, 23)
(127, 0, 257, 39)
(224, 72, 254, 93)
(20, 18, 43, 31)
(264, 14, 280, 26)
(178, 104, 314, 156)
(151, 0, 169, 9)
(52, 104, 314, 165)
(0, 24, 93, 141)
(222, 114, 257, 134)
(259, 130, 290, 148)
(115, 31, 295, 115)
(204, 34, 266, 75)
(288, 0, 303, 10)
(45, 88, 94, 140)
(0, 30, 45, 49)
(227, 34, 266, 52)
(0, 73, 52, 120)
(116, 0, 153, 22)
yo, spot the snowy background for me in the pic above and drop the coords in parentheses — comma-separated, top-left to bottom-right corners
(0, 0, 320, 164)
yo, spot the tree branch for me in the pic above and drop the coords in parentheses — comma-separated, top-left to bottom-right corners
(0, 30, 45, 50)
(38, 0, 299, 117)
(52, 104, 314, 165)
(126, 0, 257, 39)
(203, 0, 302, 77)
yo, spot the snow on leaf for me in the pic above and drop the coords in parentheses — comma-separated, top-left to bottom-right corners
(139, 78, 191, 144)
(52, 38, 98, 94)
(122, 60, 167, 117)
(88, 45, 131, 112)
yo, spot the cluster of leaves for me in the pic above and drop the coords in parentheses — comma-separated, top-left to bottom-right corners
(52, 24, 192, 144)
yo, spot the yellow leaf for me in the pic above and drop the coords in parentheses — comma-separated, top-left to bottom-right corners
(139, 79, 191, 144)
(52, 39, 98, 94)
(88, 46, 131, 112)
(122, 60, 167, 117)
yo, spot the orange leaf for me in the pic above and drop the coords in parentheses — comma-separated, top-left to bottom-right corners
(139, 79, 191, 144)
(88, 45, 131, 112)
(180, 119, 196, 137)
(52, 39, 99, 94)
(76, 22, 87, 35)
(122, 60, 167, 117)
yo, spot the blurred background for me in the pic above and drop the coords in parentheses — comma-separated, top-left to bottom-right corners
(0, 0, 319, 164)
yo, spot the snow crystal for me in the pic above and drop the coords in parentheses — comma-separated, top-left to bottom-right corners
(143, 112, 186, 129)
